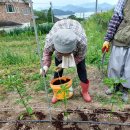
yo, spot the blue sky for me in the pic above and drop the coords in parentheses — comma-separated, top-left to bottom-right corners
(33, 0, 119, 9)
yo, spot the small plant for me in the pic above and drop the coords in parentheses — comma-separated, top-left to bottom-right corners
(54, 84, 70, 120)
(34, 76, 52, 93)
(103, 78, 127, 111)
(59, 85, 69, 117)
(3, 73, 34, 117)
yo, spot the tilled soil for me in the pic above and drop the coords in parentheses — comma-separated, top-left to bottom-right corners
(0, 66, 130, 130)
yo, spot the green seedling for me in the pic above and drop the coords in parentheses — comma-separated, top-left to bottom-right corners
(55, 84, 70, 120)
(3, 73, 34, 118)
(103, 78, 127, 111)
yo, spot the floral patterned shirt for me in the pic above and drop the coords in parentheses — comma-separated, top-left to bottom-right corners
(42, 19, 87, 67)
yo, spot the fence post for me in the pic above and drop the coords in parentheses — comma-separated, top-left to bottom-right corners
(29, 0, 52, 121)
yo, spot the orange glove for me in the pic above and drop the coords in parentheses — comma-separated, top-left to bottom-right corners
(102, 41, 110, 53)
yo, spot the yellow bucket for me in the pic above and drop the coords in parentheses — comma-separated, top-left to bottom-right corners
(50, 76, 73, 100)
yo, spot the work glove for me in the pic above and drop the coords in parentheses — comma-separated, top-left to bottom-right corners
(40, 66, 48, 76)
(102, 41, 110, 53)
(55, 64, 62, 72)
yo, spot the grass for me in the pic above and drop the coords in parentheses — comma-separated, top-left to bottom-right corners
(0, 50, 24, 65)
(82, 11, 113, 68)
(0, 36, 41, 66)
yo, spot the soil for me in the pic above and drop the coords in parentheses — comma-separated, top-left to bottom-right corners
(1, 66, 130, 130)
(50, 108, 130, 130)
(53, 79, 70, 85)
(15, 112, 46, 130)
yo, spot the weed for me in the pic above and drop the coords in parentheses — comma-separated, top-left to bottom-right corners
(30, 73, 41, 81)
(103, 78, 127, 111)
(0, 50, 24, 65)
(34, 77, 45, 92)
(3, 73, 33, 116)
(83, 11, 113, 67)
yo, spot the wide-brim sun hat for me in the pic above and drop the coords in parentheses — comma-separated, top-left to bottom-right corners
(52, 29, 78, 53)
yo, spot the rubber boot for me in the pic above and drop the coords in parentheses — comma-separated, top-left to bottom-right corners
(51, 96, 58, 104)
(122, 87, 128, 102)
(80, 80, 92, 102)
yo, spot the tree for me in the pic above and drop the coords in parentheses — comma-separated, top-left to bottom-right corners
(68, 15, 77, 19)
(47, 7, 54, 23)
(34, 10, 48, 24)
(68, 15, 83, 22)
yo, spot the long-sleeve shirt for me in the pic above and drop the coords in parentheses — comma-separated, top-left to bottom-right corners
(43, 19, 87, 67)
(105, 0, 127, 42)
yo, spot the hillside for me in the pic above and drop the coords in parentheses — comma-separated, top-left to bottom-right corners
(53, 9, 74, 15)
(54, 2, 114, 13)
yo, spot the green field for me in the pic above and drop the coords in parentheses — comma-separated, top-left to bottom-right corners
(0, 11, 112, 101)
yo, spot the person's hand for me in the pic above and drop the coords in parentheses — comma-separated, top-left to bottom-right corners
(55, 67, 62, 72)
(40, 66, 48, 76)
(102, 41, 110, 53)
(55, 64, 62, 72)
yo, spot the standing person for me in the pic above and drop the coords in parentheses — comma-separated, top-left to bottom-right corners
(41, 19, 91, 103)
(102, 0, 130, 102)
